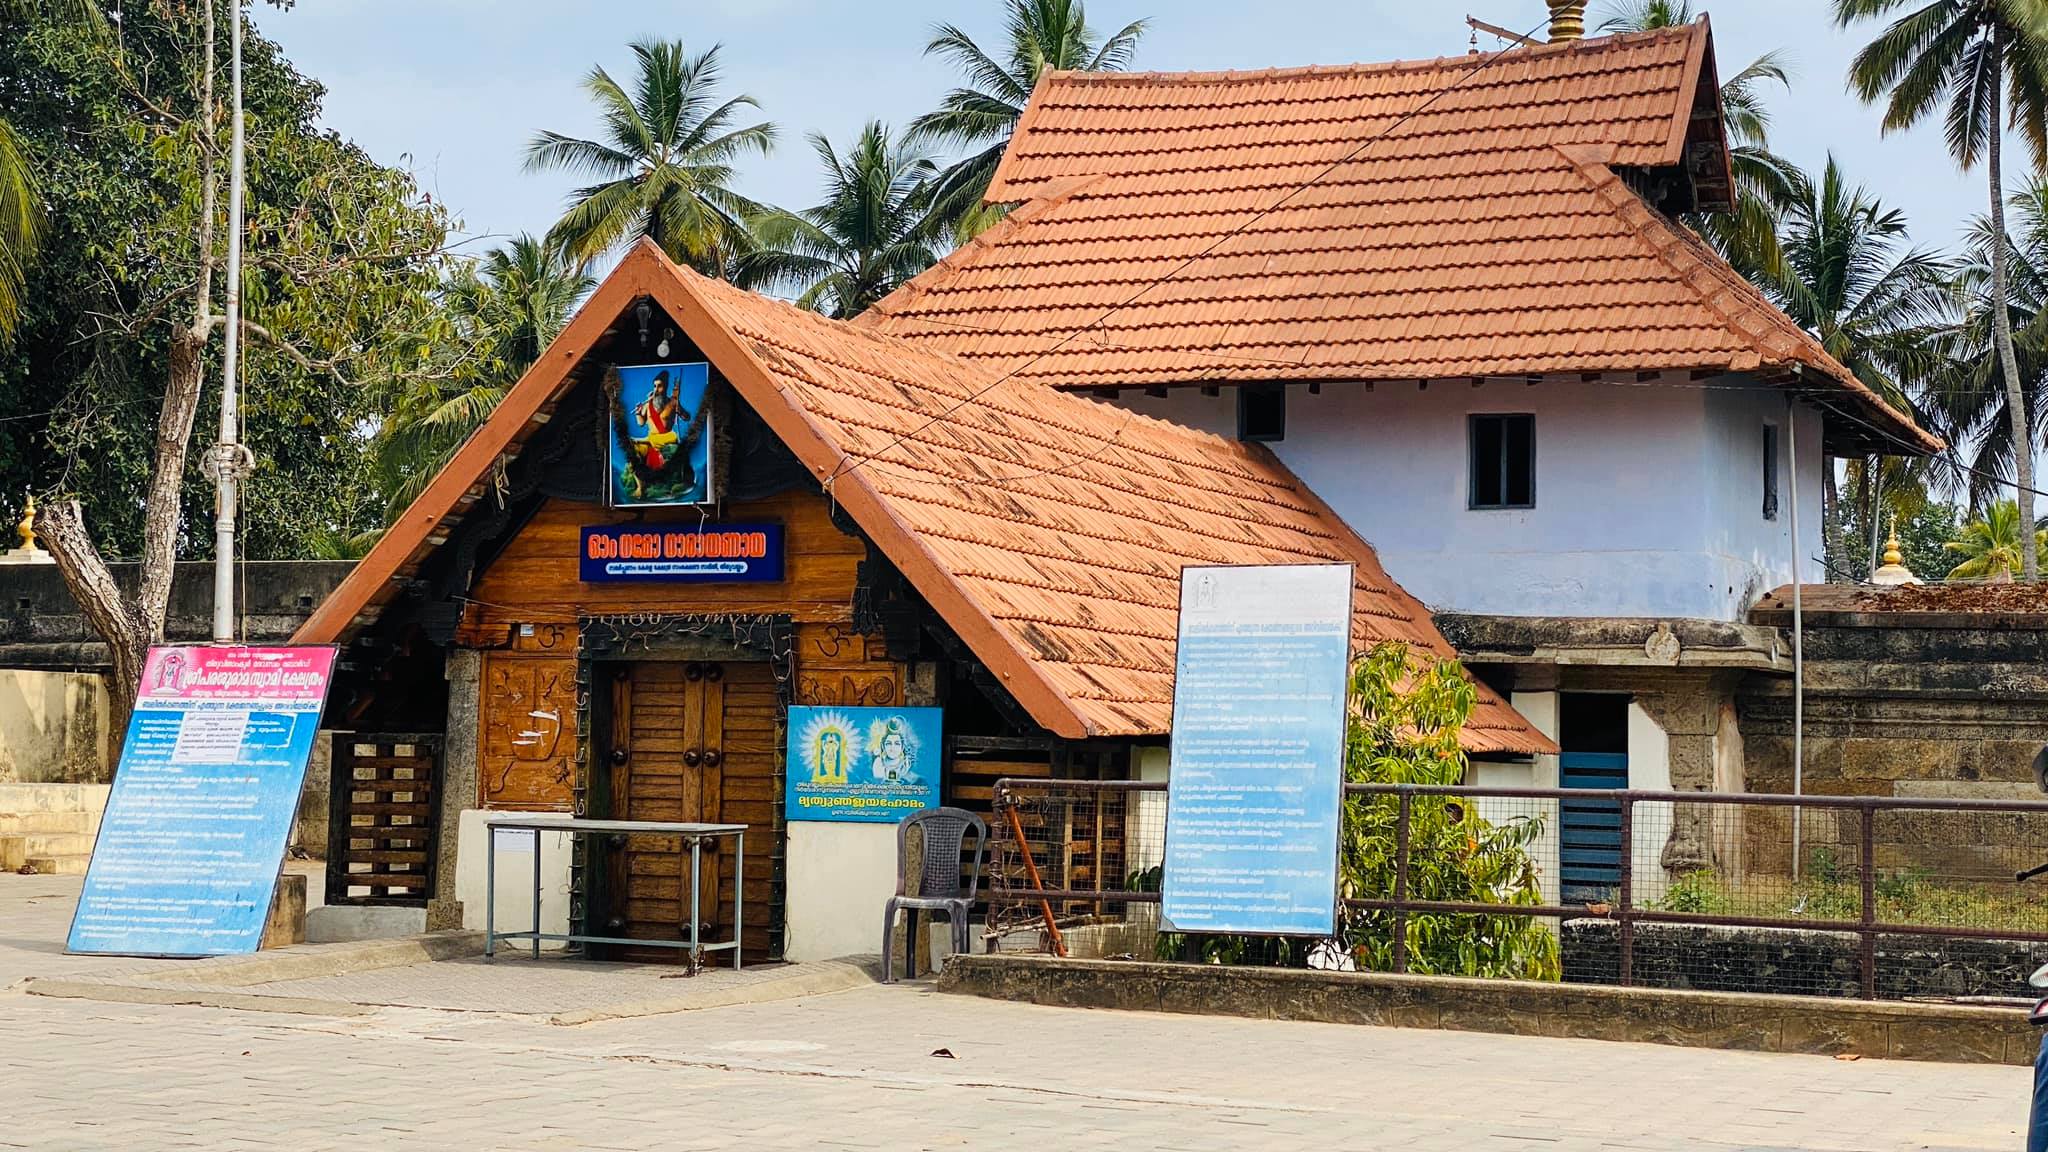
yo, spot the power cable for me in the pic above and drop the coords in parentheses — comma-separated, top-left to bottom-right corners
(821, 11, 1560, 493)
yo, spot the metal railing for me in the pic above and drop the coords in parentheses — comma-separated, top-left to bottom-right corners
(986, 778, 2048, 1002)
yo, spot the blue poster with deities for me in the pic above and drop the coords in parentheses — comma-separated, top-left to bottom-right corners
(1161, 565, 1353, 937)
(786, 706, 941, 822)
(68, 646, 336, 957)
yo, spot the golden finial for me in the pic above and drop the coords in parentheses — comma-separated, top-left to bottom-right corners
(1546, 1, 1587, 41)
(1871, 514, 1921, 586)
(15, 492, 39, 554)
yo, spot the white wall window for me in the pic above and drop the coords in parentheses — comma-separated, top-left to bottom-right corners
(1469, 413, 1534, 509)
(1762, 424, 1779, 521)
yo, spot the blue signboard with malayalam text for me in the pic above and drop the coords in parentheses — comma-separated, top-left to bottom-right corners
(68, 646, 336, 957)
(786, 706, 942, 822)
(579, 522, 785, 584)
(1160, 564, 1353, 937)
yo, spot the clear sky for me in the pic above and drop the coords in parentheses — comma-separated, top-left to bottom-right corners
(249, 0, 1991, 261)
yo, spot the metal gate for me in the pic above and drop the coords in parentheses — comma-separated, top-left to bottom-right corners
(1558, 751, 1627, 904)
(326, 733, 442, 906)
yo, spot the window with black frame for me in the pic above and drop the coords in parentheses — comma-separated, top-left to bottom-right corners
(1469, 413, 1534, 509)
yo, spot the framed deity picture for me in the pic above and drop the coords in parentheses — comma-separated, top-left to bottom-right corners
(606, 361, 714, 507)
(785, 706, 943, 822)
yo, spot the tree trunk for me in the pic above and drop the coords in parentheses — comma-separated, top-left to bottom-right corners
(1867, 460, 1886, 575)
(34, 501, 149, 748)
(1987, 58, 2038, 580)
(1822, 459, 1842, 580)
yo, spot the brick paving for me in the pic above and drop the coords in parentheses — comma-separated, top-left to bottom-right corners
(0, 873, 2035, 1149)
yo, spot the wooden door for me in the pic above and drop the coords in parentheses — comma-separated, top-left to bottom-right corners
(608, 660, 776, 959)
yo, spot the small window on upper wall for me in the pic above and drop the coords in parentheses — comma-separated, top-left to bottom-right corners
(1469, 413, 1534, 509)
(1237, 384, 1286, 442)
(1762, 424, 1780, 521)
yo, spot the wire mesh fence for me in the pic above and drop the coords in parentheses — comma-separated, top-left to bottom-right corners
(985, 778, 2048, 1001)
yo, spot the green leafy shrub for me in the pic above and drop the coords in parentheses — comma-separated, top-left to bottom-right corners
(1158, 641, 1560, 980)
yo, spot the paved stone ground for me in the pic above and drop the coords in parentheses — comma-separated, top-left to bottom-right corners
(0, 873, 2035, 1150)
(237, 953, 811, 1013)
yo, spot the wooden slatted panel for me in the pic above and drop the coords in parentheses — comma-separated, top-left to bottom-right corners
(326, 735, 440, 906)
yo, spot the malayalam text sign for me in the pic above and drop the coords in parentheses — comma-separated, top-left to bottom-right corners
(579, 522, 785, 584)
(68, 646, 335, 957)
(1160, 564, 1352, 936)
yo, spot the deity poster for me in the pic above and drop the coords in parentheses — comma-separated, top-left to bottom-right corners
(606, 361, 713, 506)
(785, 706, 942, 822)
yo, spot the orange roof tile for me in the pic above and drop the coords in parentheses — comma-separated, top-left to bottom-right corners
(860, 24, 1940, 455)
(297, 242, 1552, 756)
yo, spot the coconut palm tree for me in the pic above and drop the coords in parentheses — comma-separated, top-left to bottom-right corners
(0, 120, 36, 345)
(526, 39, 776, 276)
(911, 0, 1147, 238)
(1835, 0, 2048, 580)
(0, 0, 106, 344)
(1943, 498, 2047, 577)
(1764, 156, 1953, 572)
(374, 236, 593, 516)
(1597, 1, 1802, 277)
(1925, 176, 2048, 512)
(740, 123, 949, 319)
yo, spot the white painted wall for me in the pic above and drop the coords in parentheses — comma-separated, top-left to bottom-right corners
(1472, 691, 1562, 909)
(455, 808, 573, 949)
(784, 820, 900, 962)
(1626, 703, 1673, 908)
(1115, 377, 1823, 621)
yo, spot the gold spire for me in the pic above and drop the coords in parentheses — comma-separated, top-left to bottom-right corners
(1546, 1, 1587, 41)
(1871, 515, 1921, 586)
(16, 492, 39, 553)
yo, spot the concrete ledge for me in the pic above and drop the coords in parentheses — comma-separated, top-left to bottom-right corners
(937, 954, 2039, 1066)
(37, 930, 485, 991)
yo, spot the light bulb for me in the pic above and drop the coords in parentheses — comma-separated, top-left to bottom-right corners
(657, 338, 671, 357)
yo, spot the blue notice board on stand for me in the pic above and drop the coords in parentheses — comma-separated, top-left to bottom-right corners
(1160, 564, 1353, 937)
(67, 646, 336, 957)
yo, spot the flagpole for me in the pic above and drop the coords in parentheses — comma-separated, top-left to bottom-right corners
(210, 0, 246, 645)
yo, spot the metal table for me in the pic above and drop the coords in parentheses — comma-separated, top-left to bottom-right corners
(484, 816, 746, 971)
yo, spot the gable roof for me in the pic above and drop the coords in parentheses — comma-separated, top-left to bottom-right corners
(296, 241, 1551, 755)
(858, 23, 1940, 456)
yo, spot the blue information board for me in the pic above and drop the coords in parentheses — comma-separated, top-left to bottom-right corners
(785, 706, 942, 822)
(67, 646, 335, 957)
(579, 522, 785, 584)
(1160, 565, 1353, 937)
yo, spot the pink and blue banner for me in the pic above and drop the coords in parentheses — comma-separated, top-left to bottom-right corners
(68, 646, 336, 957)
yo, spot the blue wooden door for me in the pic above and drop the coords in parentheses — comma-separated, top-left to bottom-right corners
(1559, 751, 1627, 904)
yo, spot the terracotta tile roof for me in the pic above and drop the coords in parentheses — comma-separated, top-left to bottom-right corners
(297, 242, 1552, 756)
(859, 24, 1940, 455)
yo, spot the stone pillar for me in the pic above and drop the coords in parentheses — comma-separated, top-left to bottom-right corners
(1633, 674, 1732, 879)
(427, 648, 480, 931)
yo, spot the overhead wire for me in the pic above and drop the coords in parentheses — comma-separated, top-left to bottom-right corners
(821, 9, 1561, 494)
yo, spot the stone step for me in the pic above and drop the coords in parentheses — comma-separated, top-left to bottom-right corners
(0, 809, 99, 835)
(20, 852, 91, 876)
(0, 782, 110, 817)
(0, 832, 96, 871)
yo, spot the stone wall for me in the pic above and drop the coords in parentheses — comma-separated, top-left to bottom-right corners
(0, 669, 107, 782)
(939, 953, 2038, 1064)
(1563, 919, 2048, 1000)
(1740, 605, 2048, 802)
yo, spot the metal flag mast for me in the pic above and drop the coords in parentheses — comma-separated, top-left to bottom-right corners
(208, 0, 252, 645)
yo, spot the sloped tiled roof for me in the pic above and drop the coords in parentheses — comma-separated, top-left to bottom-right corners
(860, 24, 1940, 454)
(297, 242, 1551, 755)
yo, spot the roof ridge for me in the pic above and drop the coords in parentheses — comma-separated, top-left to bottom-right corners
(1032, 25, 1701, 89)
